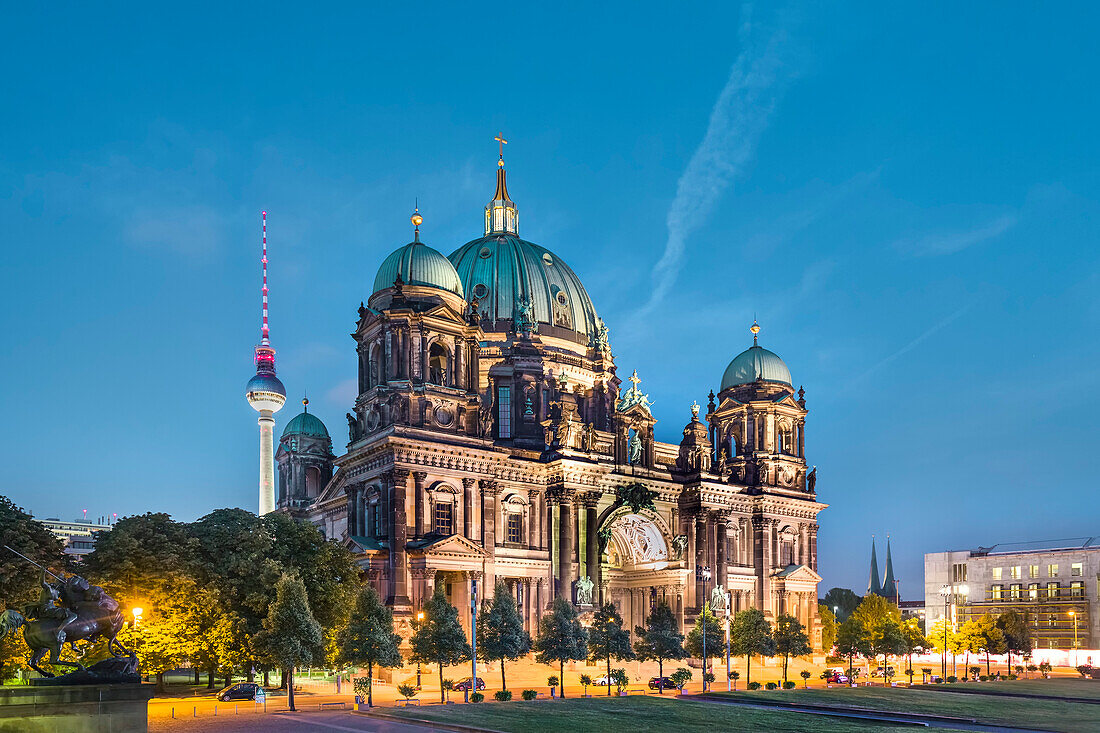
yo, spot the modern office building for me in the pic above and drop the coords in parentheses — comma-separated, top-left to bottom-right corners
(39, 517, 111, 557)
(925, 537, 1099, 650)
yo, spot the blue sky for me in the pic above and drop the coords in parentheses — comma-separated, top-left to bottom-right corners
(2, 3, 1098, 595)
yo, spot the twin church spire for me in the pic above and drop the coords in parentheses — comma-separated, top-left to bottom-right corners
(867, 535, 899, 601)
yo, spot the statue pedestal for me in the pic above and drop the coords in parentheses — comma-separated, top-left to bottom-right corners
(0, 683, 154, 733)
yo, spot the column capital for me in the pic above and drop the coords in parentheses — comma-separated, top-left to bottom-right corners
(479, 478, 500, 496)
(413, 471, 429, 484)
(578, 491, 602, 509)
(462, 477, 478, 489)
(384, 467, 411, 486)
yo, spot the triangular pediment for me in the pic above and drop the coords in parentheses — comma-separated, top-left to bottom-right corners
(772, 563, 823, 583)
(407, 533, 488, 558)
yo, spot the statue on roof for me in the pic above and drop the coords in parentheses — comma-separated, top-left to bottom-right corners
(806, 466, 817, 494)
(591, 317, 611, 354)
(515, 295, 537, 336)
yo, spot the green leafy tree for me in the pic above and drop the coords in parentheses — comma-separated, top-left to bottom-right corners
(252, 572, 323, 711)
(533, 598, 588, 698)
(995, 611, 1031, 675)
(835, 615, 870, 681)
(336, 585, 403, 707)
(800, 669, 811, 687)
(729, 669, 740, 689)
(850, 594, 906, 687)
(729, 608, 776, 688)
(956, 617, 982, 672)
(971, 613, 1006, 677)
(818, 604, 838, 652)
(0, 495, 69, 681)
(821, 588, 862, 622)
(410, 586, 471, 703)
(899, 616, 928, 684)
(773, 613, 812, 685)
(685, 605, 724, 685)
(669, 667, 692, 692)
(579, 673, 592, 696)
(476, 582, 532, 692)
(587, 603, 634, 696)
(633, 602, 688, 693)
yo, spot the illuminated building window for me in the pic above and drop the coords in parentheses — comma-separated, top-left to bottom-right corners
(1047, 582, 1060, 598)
(992, 567, 1002, 580)
(1029, 565, 1040, 579)
(1009, 583, 1021, 600)
(1010, 566, 1022, 580)
(1049, 564, 1059, 577)
(497, 386, 512, 438)
(506, 513, 522, 544)
(435, 502, 454, 535)
(1071, 562, 1083, 577)
(991, 584, 1003, 600)
(1070, 581, 1084, 597)
(1028, 583, 1039, 600)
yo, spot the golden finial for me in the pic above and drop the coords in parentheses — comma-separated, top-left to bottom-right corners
(495, 133, 508, 166)
(750, 319, 760, 345)
(302, 396, 309, 411)
(411, 199, 423, 230)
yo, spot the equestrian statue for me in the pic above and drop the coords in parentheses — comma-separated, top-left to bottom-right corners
(0, 545, 135, 680)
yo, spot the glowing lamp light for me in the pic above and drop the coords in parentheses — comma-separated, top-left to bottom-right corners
(132, 607, 143, 619)
(417, 612, 425, 621)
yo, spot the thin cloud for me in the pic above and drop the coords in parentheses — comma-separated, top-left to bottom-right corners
(636, 8, 796, 318)
(850, 304, 972, 386)
(326, 378, 358, 406)
(895, 215, 1017, 257)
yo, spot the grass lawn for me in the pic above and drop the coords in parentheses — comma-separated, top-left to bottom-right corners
(380, 695, 955, 733)
(713, 683, 1100, 733)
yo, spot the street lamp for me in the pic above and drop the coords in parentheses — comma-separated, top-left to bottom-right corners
(1069, 611, 1078, 667)
(131, 607, 144, 680)
(697, 566, 712, 691)
(725, 592, 732, 692)
(415, 611, 424, 688)
(468, 577, 478, 704)
(938, 584, 968, 679)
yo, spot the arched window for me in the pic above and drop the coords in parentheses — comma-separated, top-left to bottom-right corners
(428, 342, 449, 385)
(305, 466, 321, 498)
(369, 343, 382, 388)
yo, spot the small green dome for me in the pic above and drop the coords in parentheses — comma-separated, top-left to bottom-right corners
(720, 345, 792, 391)
(282, 410, 330, 440)
(374, 240, 463, 297)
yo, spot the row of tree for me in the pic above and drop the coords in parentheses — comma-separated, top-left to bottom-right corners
(832, 593, 1033, 684)
(339, 581, 816, 706)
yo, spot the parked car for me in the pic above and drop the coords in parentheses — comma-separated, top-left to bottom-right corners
(826, 672, 849, 684)
(648, 676, 675, 690)
(871, 666, 895, 678)
(216, 682, 265, 702)
(453, 677, 486, 692)
(593, 675, 614, 686)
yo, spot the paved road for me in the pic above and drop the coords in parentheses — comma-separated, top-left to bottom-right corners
(150, 710, 452, 733)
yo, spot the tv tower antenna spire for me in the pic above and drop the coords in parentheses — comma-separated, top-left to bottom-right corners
(261, 210, 270, 345)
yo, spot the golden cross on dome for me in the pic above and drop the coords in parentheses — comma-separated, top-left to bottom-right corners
(629, 370, 641, 389)
(495, 133, 508, 165)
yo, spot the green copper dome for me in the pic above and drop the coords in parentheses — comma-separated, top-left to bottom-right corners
(373, 240, 463, 297)
(448, 234, 600, 345)
(720, 345, 792, 391)
(281, 410, 330, 440)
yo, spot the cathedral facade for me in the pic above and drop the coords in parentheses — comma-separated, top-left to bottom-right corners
(275, 153, 826, 647)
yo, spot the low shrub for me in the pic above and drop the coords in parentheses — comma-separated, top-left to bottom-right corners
(470, 692, 484, 703)
(1007, 674, 1018, 680)
(747, 681, 762, 690)
(521, 689, 538, 701)
(946, 676, 958, 683)
(765, 682, 778, 690)
(397, 683, 418, 700)
(979, 675, 989, 682)
(782, 681, 796, 689)
(494, 690, 512, 702)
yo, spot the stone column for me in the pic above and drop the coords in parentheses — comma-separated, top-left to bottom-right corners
(480, 480, 498, 553)
(356, 486, 367, 538)
(410, 327, 422, 382)
(752, 514, 766, 612)
(584, 497, 599, 588)
(386, 469, 411, 608)
(695, 512, 707, 609)
(455, 336, 465, 390)
(462, 478, 476, 540)
(716, 511, 728, 591)
(345, 487, 357, 536)
(558, 491, 575, 600)
(528, 490, 541, 548)
(809, 525, 818, 571)
(413, 471, 428, 538)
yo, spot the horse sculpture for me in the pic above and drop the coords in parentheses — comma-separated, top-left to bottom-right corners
(0, 572, 130, 677)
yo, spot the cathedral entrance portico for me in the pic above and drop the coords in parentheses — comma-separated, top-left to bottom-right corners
(598, 508, 690, 636)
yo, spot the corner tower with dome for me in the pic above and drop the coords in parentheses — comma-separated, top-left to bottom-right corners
(276, 146, 826, 650)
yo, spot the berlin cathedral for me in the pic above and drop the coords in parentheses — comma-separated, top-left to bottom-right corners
(272, 146, 826, 648)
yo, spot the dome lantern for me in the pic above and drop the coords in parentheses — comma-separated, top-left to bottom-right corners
(485, 133, 519, 236)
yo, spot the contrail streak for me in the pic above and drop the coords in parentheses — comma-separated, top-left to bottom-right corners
(853, 304, 973, 385)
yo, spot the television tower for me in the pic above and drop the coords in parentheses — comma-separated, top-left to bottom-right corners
(245, 211, 285, 515)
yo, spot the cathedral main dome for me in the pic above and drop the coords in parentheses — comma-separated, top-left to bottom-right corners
(448, 155, 600, 345)
(449, 234, 600, 345)
(373, 240, 463, 297)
